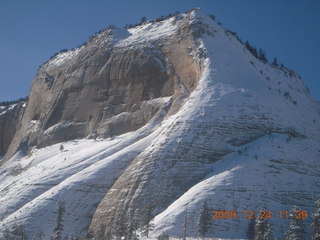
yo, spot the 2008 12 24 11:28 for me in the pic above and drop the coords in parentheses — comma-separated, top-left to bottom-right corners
(211, 210, 308, 220)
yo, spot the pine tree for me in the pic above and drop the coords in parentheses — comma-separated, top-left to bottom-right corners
(5, 224, 28, 240)
(141, 204, 155, 238)
(246, 215, 256, 240)
(125, 214, 138, 240)
(96, 224, 112, 240)
(140, 17, 147, 24)
(272, 57, 278, 67)
(96, 224, 105, 240)
(182, 205, 188, 240)
(313, 198, 320, 240)
(197, 200, 211, 238)
(245, 41, 258, 58)
(51, 200, 65, 240)
(209, 14, 216, 21)
(85, 230, 94, 239)
(114, 213, 126, 239)
(1, 228, 14, 240)
(258, 49, 268, 63)
(254, 216, 273, 240)
(284, 206, 305, 240)
(34, 230, 44, 240)
(157, 231, 169, 240)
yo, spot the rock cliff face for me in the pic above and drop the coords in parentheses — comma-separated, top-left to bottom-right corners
(0, 102, 25, 157)
(0, 8, 319, 240)
(3, 12, 202, 161)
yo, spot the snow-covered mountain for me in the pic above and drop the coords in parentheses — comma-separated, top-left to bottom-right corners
(0, 8, 319, 239)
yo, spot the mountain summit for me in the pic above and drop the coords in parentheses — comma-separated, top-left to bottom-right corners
(0, 8, 319, 239)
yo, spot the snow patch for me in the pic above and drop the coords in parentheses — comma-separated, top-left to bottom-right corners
(46, 47, 83, 70)
(116, 17, 179, 47)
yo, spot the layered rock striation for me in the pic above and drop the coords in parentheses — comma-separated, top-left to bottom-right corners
(0, 102, 26, 157)
(3, 11, 202, 162)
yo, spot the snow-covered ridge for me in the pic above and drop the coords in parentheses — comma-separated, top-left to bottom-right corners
(116, 17, 180, 47)
(42, 14, 180, 70)
(0, 101, 171, 238)
(45, 46, 83, 70)
(0, 99, 27, 118)
(42, 8, 210, 71)
(0, 103, 18, 116)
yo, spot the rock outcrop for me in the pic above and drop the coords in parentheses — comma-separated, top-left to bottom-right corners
(3, 12, 202, 161)
(88, 10, 320, 238)
(0, 102, 26, 157)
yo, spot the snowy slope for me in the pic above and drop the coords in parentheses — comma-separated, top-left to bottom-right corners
(150, 134, 319, 238)
(145, 11, 320, 239)
(0, 98, 172, 238)
(0, 9, 319, 240)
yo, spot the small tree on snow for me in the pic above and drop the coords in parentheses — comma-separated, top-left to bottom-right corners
(254, 215, 273, 240)
(246, 215, 256, 240)
(140, 17, 147, 24)
(209, 14, 216, 21)
(51, 200, 65, 240)
(272, 57, 278, 67)
(197, 200, 211, 238)
(59, 144, 64, 152)
(2, 224, 28, 240)
(12, 224, 24, 238)
(313, 197, 320, 240)
(182, 205, 188, 240)
(284, 206, 305, 240)
(157, 231, 169, 240)
(141, 204, 155, 238)
(125, 214, 138, 240)
(258, 48, 268, 63)
(34, 230, 44, 240)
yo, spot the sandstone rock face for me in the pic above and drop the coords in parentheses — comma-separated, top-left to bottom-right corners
(88, 11, 320, 238)
(3, 12, 202, 161)
(0, 103, 25, 157)
(0, 9, 319, 240)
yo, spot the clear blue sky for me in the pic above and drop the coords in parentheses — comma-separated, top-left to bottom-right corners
(0, 0, 319, 101)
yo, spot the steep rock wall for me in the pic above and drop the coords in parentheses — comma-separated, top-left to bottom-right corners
(0, 103, 25, 157)
(3, 17, 202, 161)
